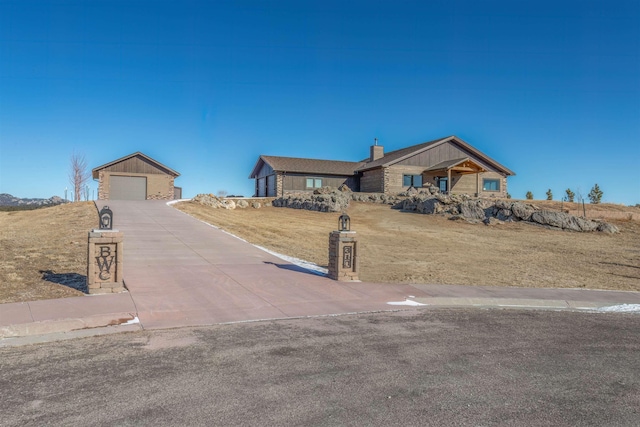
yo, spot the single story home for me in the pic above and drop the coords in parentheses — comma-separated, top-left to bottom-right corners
(250, 135, 515, 197)
(93, 152, 181, 200)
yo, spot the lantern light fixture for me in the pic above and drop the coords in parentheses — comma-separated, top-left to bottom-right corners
(338, 213, 351, 232)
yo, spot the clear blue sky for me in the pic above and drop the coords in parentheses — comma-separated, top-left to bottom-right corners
(1, 0, 638, 204)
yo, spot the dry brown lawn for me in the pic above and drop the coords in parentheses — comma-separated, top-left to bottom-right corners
(0, 202, 97, 303)
(1, 199, 639, 305)
(176, 200, 640, 291)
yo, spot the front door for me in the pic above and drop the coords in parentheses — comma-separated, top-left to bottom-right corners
(438, 177, 448, 193)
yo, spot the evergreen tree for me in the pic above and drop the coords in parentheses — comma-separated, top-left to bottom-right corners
(546, 189, 553, 200)
(565, 188, 575, 203)
(526, 191, 533, 200)
(588, 184, 603, 204)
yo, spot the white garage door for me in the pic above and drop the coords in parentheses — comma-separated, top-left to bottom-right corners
(110, 176, 147, 200)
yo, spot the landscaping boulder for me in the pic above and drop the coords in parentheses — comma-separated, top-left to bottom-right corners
(273, 189, 350, 212)
(530, 211, 599, 232)
(596, 222, 619, 234)
(459, 200, 487, 221)
(510, 202, 537, 221)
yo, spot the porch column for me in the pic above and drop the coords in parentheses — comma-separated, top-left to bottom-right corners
(447, 169, 452, 193)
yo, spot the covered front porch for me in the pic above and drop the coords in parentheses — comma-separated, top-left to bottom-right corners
(422, 157, 487, 195)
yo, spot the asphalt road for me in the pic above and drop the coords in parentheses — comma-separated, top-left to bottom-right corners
(1, 308, 639, 426)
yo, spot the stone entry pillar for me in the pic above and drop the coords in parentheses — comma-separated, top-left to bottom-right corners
(87, 230, 125, 294)
(328, 221, 359, 281)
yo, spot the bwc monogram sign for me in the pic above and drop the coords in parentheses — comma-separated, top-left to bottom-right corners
(96, 244, 116, 280)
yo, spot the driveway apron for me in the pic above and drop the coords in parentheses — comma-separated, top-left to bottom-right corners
(96, 201, 426, 329)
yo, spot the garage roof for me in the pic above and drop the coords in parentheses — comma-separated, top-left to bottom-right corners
(92, 152, 180, 179)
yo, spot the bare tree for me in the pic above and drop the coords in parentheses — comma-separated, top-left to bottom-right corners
(69, 153, 90, 202)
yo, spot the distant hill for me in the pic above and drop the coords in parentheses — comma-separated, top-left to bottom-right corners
(0, 193, 66, 208)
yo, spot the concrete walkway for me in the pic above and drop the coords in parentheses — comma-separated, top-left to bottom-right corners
(2, 200, 640, 342)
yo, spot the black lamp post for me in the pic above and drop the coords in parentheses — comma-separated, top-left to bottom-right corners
(338, 213, 350, 232)
(99, 206, 113, 230)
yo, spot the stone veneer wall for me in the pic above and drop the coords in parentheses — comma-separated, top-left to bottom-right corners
(146, 175, 174, 200)
(276, 174, 284, 198)
(328, 231, 359, 281)
(97, 170, 107, 200)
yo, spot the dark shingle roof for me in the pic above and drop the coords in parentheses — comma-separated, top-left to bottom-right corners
(250, 135, 514, 178)
(356, 137, 450, 171)
(357, 135, 515, 176)
(250, 155, 365, 178)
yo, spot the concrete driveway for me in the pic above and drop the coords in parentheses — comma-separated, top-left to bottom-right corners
(98, 200, 428, 329)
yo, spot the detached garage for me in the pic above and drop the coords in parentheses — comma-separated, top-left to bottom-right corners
(93, 152, 180, 201)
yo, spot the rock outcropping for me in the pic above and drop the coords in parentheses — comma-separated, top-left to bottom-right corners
(195, 188, 619, 233)
(400, 194, 618, 233)
(273, 188, 618, 233)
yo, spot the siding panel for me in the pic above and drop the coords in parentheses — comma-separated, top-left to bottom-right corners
(104, 156, 172, 175)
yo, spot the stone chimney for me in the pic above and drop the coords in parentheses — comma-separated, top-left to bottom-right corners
(370, 139, 384, 162)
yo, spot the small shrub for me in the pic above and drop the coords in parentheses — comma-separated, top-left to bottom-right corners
(525, 191, 533, 200)
(546, 189, 553, 200)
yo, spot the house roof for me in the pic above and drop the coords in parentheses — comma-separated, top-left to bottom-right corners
(356, 136, 449, 170)
(423, 157, 487, 172)
(424, 157, 472, 171)
(92, 152, 180, 179)
(356, 135, 515, 176)
(249, 155, 365, 178)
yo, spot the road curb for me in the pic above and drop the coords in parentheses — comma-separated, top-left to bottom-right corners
(413, 297, 628, 310)
(0, 312, 139, 340)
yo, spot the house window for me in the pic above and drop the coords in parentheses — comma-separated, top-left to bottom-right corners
(306, 178, 323, 189)
(483, 178, 500, 191)
(403, 174, 423, 187)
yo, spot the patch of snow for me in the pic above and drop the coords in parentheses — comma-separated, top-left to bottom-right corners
(123, 316, 140, 325)
(199, 222, 328, 276)
(597, 304, 640, 313)
(166, 199, 191, 206)
(387, 299, 427, 307)
(254, 245, 328, 276)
